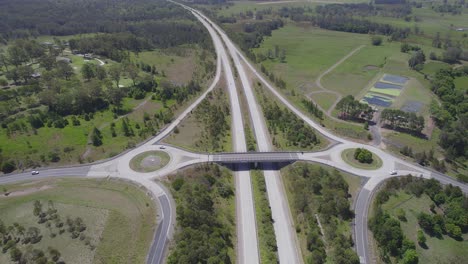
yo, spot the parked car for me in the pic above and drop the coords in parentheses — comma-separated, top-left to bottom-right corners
(31, 170, 39, 175)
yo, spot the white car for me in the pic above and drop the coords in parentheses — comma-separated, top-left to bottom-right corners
(390, 170, 397, 175)
(31, 170, 39, 175)
(159, 146, 166, 150)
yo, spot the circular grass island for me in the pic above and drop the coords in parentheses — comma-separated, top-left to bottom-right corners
(130, 151, 170, 173)
(341, 148, 383, 170)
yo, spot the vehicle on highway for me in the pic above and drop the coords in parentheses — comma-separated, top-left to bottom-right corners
(390, 170, 397, 175)
(31, 170, 39, 175)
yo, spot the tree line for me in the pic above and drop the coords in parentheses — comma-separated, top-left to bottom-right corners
(381, 108, 425, 135)
(263, 100, 320, 149)
(336, 95, 374, 122)
(429, 67, 468, 161)
(0, 0, 210, 48)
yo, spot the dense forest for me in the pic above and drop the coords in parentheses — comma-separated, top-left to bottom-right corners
(168, 165, 235, 263)
(0, 0, 210, 49)
(370, 176, 467, 263)
(283, 163, 359, 264)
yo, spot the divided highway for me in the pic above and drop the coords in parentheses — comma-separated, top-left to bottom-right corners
(2, 2, 468, 264)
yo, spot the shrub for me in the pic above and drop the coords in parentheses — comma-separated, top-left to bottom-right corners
(354, 148, 373, 164)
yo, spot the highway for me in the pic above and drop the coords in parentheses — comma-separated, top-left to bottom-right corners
(175, 4, 261, 263)
(2, 2, 468, 264)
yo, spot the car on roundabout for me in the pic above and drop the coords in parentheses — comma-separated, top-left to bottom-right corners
(31, 170, 39, 175)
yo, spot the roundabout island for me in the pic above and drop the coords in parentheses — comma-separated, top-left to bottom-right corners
(341, 148, 383, 170)
(130, 151, 170, 173)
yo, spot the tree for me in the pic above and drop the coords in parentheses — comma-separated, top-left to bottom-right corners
(442, 47, 462, 63)
(47, 247, 61, 262)
(10, 247, 22, 262)
(371, 35, 383, 46)
(126, 64, 139, 86)
(417, 230, 426, 245)
(91, 127, 103, 146)
(81, 63, 96, 81)
(109, 64, 122, 88)
(409, 50, 425, 69)
(401, 249, 418, 264)
(96, 66, 107, 80)
(354, 148, 373, 163)
(56, 61, 74, 80)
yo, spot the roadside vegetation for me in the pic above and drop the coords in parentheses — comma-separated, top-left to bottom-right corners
(167, 164, 236, 263)
(163, 85, 232, 152)
(251, 170, 278, 263)
(0, 0, 216, 172)
(281, 162, 361, 264)
(370, 176, 468, 264)
(254, 82, 326, 151)
(0, 178, 157, 264)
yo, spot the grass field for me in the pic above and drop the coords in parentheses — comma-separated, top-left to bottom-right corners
(308, 92, 338, 112)
(341, 148, 383, 170)
(380, 191, 468, 264)
(254, 25, 370, 93)
(369, 87, 402, 97)
(0, 178, 157, 264)
(129, 151, 170, 172)
(420, 61, 451, 76)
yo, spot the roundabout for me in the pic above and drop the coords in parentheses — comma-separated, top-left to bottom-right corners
(130, 151, 170, 173)
(341, 148, 383, 170)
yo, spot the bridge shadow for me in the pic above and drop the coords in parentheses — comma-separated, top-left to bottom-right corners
(216, 161, 295, 172)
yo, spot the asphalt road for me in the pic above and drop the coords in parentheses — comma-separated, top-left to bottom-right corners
(185, 6, 261, 263)
(147, 195, 171, 264)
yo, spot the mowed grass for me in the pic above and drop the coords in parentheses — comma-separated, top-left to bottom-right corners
(129, 151, 170, 173)
(381, 191, 468, 264)
(308, 92, 338, 112)
(322, 43, 396, 96)
(254, 25, 370, 93)
(420, 61, 451, 76)
(0, 178, 157, 264)
(341, 148, 383, 170)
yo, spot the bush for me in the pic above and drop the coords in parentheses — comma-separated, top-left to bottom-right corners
(371, 36, 383, 46)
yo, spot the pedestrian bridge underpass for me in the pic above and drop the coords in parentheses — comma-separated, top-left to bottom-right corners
(209, 152, 301, 164)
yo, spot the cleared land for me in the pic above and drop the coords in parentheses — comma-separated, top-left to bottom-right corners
(0, 178, 157, 264)
(341, 148, 383, 170)
(130, 151, 170, 172)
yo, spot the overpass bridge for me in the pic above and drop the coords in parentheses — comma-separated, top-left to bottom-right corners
(209, 152, 301, 163)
